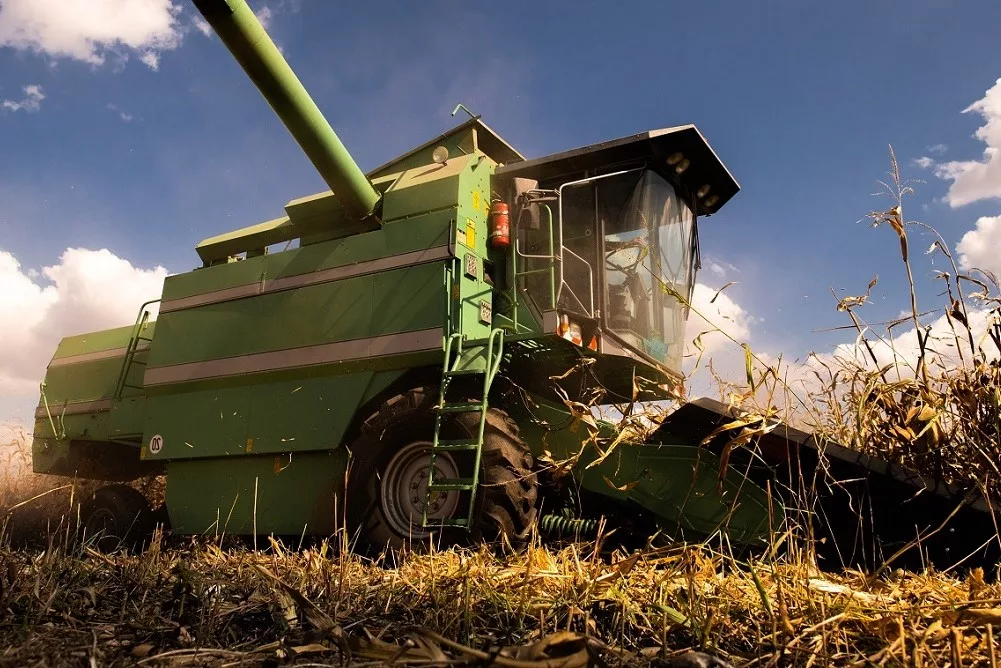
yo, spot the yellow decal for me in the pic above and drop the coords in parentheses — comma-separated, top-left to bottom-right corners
(456, 221, 467, 247)
(140, 447, 147, 460)
(246, 438, 254, 453)
(472, 190, 480, 212)
(466, 219, 476, 247)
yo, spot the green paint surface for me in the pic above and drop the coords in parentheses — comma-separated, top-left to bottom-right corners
(165, 450, 345, 535)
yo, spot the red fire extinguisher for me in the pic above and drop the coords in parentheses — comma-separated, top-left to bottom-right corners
(489, 201, 510, 249)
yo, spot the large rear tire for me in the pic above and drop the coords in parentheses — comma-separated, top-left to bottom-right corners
(345, 387, 537, 554)
(80, 485, 153, 552)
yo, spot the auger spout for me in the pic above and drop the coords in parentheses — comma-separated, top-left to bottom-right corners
(192, 0, 380, 221)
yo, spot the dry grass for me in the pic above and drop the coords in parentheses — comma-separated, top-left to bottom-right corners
(4, 535, 1001, 666)
(0, 423, 92, 545)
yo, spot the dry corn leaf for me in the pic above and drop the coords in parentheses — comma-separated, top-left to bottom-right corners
(252, 564, 336, 633)
(290, 643, 331, 655)
(602, 475, 639, 492)
(130, 644, 154, 658)
(808, 578, 888, 603)
(944, 608, 1001, 627)
(503, 631, 590, 667)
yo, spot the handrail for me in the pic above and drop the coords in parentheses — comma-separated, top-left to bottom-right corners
(556, 168, 644, 319)
(486, 327, 505, 385)
(113, 299, 160, 400)
(512, 201, 558, 327)
(39, 382, 65, 440)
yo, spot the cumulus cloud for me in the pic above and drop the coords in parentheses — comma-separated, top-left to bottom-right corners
(928, 143, 948, 155)
(679, 281, 767, 402)
(0, 0, 183, 69)
(826, 307, 1000, 382)
(685, 283, 752, 360)
(255, 6, 274, 29)
(1, 84, 44, 113)
(139, 51, 160, 70)
(957, 215, 1001, 277)
(912, 156, 935, 169)
(0, 248, 167, 419)
(191, 15, 212, 38)
(935, 78, 1001, 207)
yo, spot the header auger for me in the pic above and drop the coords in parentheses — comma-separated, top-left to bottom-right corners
(31, 0, 998, 570)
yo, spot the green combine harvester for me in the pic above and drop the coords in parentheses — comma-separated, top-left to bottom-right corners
(31, 0, 999, 568)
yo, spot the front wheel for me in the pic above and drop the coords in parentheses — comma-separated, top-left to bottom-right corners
(345, 387, 538, 554)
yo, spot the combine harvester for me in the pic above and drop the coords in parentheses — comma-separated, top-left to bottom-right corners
(32, 0, 998, 570)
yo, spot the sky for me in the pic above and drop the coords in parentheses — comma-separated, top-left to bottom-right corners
(2, 0, 1001, 426)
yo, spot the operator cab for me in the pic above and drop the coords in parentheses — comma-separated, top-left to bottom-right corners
(494, 125, 739, 381)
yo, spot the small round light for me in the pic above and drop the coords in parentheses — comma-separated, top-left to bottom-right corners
(667, 152, 684, 166)
(432, 146, 449, 165)
(697, 184, 711, 199)
(704, 194, 720, 208)
(674, 158, 690, 174)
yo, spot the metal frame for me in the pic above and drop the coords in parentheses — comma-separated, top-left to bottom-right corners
(556, 169, 644, 319)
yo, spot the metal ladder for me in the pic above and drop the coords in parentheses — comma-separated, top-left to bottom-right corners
(422, 327, 504, 529)
(113, 300, 159, 401)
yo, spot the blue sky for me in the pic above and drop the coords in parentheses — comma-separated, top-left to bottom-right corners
(2, 0, 1001, 422)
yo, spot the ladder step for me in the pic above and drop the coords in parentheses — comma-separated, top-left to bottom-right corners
(437, 403, 484, 413)
(435, 518, 471, 528)
(444, 368, 485, 377)
(428, 478, 476, 492)
(434, 439, 481, 451)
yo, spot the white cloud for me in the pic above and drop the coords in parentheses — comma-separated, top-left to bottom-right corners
(935, 78, 1001, 207)
(255, 6, 274, 29)
(2, 84, 44, 112)
(686, 283, 752, 360)
(828, 306, 999, 380)
(0, 248, 167, 420)
(705, 258, 740, 279)
(140, 51, 160, 70)
(0, 0, 183, 69)
(106, 103, 133, 122)
(928, 143, 948, 155)
(912, 156, 935, 169)
(681, 282, 762, 400)
(191, 15, 212, 38)
(957, 215, 1001, 277)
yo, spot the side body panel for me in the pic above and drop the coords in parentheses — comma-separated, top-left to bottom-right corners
(32, 322, 155, 478)
(140, 152, 497, 533)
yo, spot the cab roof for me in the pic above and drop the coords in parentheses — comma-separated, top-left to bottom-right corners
(495, 125, 739, 216)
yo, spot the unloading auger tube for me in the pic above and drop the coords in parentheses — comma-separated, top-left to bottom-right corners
(191, 0, 381, 221)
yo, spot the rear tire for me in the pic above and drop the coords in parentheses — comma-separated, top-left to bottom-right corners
(80, 485, 153, 552)
(345, 387, 537, 554)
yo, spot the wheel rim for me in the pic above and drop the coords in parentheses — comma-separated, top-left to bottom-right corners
(380, 440, 459, 539)
(85, 507, 118, 540)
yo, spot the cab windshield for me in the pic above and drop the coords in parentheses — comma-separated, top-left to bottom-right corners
(554, 169, 697, 370)
(601, 170, 696, 370)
